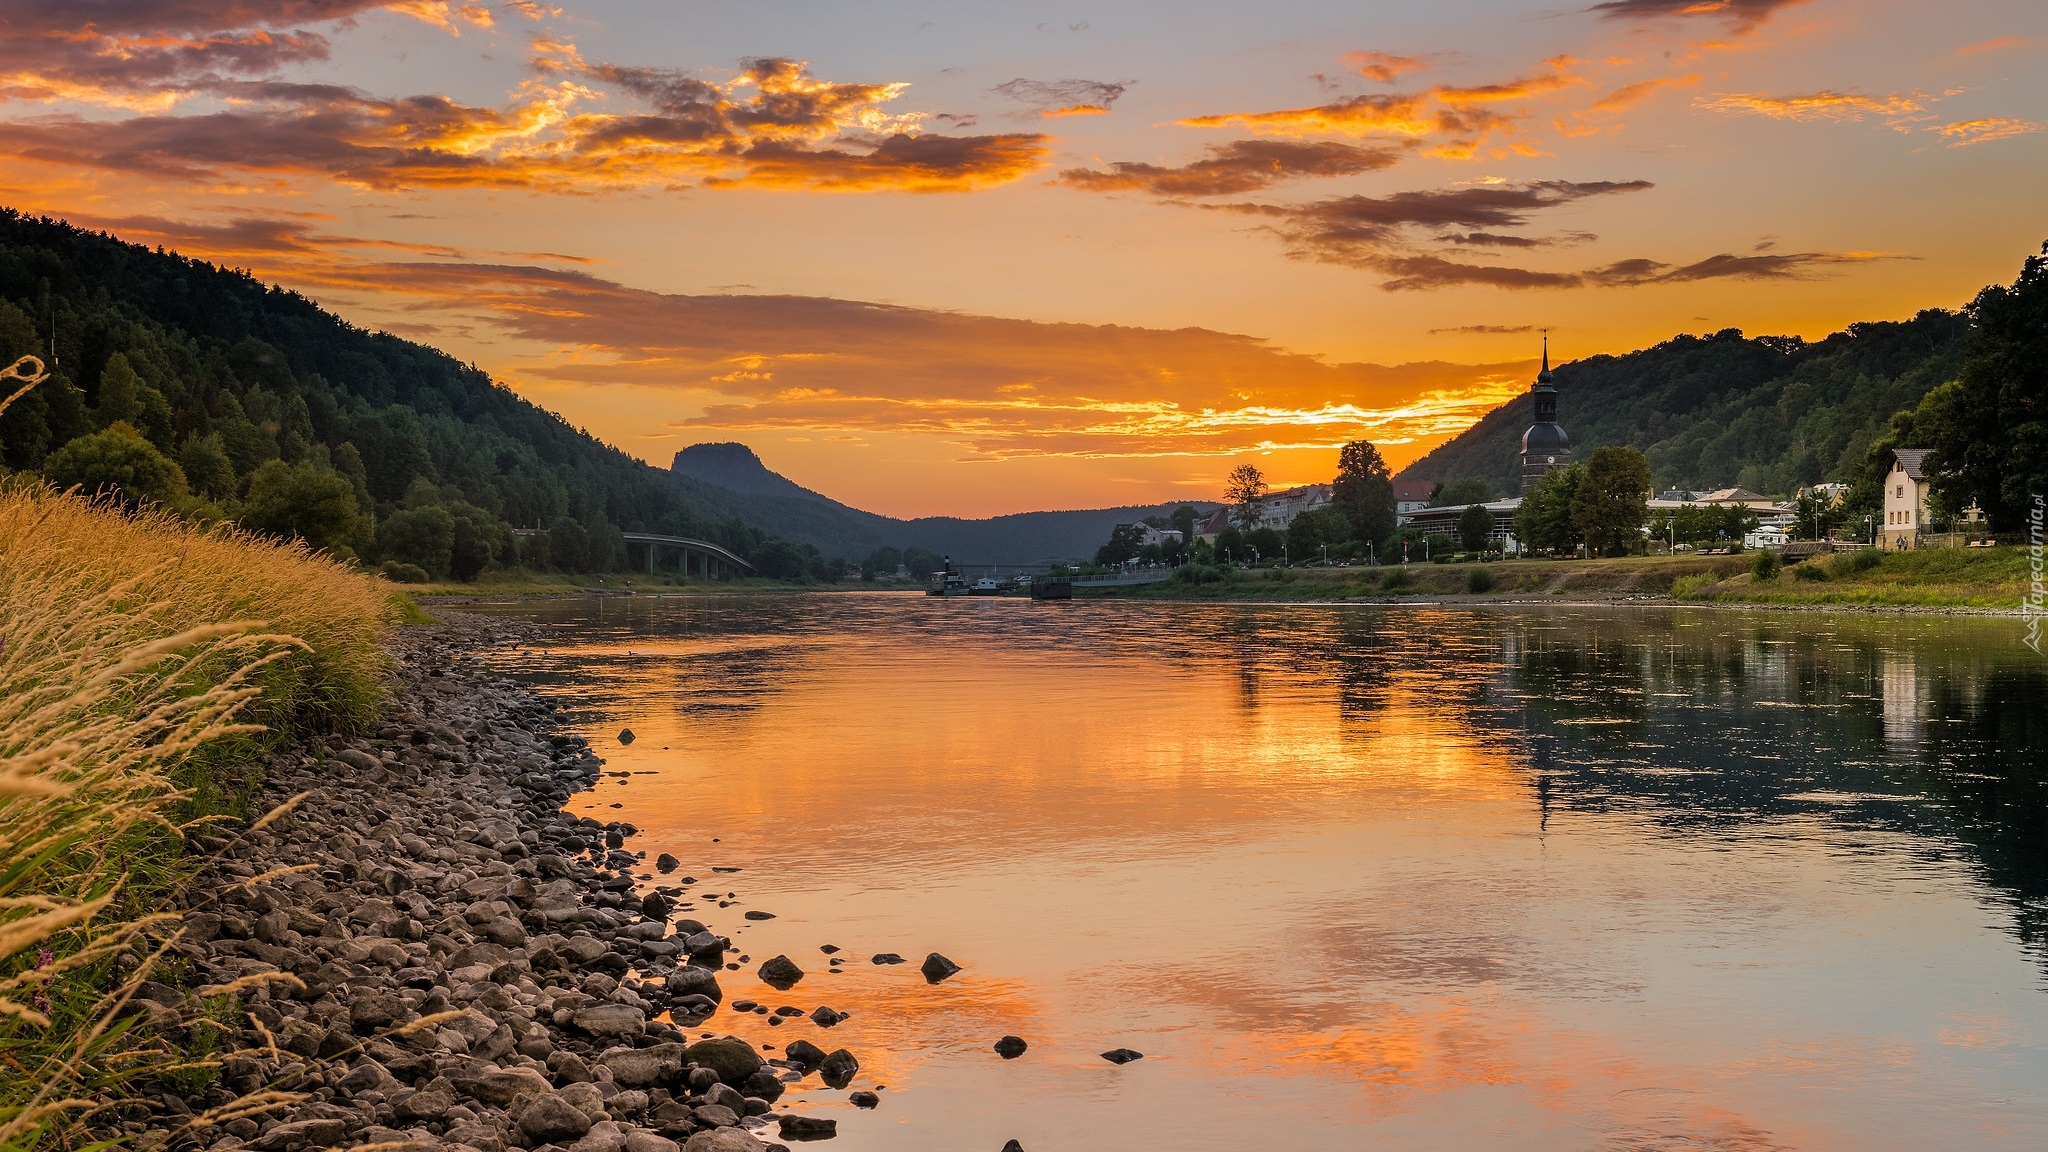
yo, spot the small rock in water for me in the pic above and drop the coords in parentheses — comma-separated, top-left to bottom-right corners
(784, 1038, 826, 1066)
(744, 910, 776, 920)
(657, 853, 680, 872)
(639, 892, 671, 922)
(993, 1035, 1027, 1059)
(758, 955, 805, 989)
(777, 1115, 838, 1142)
(810, 1006, 847, 1027)
(1002, 1143, 1026, 1152)
(819, 944, 840, 954)
(920, 952, 962, 983)
(848, 1090, 880, 1109)
(871, 953, 905, 965)
(818, 1047, 860, 1089)
(713, 865, 742, 873)
(1100, 1048, 1144, 1065)
(618, 728, 635, 744)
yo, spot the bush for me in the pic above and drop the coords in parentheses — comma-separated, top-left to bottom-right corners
(1466, 567, 1496, 594)
(1672, 573, 1716, 600)
(1792, 563, 1831, 582)
(378, 505, 456, 579)
(1382, 566, 1412, 591)
(1832, 548, 1884, 577)
(41, 423, 187, 508)
(1173, 563, 1230, 584)
(1264, 566, 1296, 582)
(1751, 549, 1782, 582)
(240, 458, 368, 555)
(380, 560, 431, 583)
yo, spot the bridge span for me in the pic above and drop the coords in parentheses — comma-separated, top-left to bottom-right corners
(512, 528, 753, 578)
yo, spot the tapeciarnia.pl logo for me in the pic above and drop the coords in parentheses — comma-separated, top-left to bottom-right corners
(2027, 494, 2044, 654)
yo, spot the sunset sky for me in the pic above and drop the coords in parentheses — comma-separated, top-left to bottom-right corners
(2, 0, 2042, 516)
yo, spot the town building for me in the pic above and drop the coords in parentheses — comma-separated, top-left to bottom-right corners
(1195, 483, 1334, 542)
(1394, 480, 1439, 521)
(1882, 448, 1932, 549)
(1520, 335, 1572, 494)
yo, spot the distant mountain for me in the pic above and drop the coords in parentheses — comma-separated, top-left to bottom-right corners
(670, 442, 1213, 564)
(1397, 311, 1970, 497)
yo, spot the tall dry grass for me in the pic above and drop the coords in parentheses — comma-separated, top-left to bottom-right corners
(0, 483, 390, 1147)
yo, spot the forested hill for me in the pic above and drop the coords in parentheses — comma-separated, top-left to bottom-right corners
(0, 208, 802, 579)
(1397, 311, 1970, 496)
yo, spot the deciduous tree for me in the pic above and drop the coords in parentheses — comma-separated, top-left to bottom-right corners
(1570, 446, 1652, 556)
(1333, 440, 1395, 548)
(1225, 463, 1268, 532)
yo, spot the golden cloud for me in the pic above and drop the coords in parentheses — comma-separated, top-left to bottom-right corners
(1936, 117, 2044, 146)
(1695, 90, 1927, 122)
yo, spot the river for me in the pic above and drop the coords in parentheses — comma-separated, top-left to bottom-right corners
(472, 594, 2048, 1151)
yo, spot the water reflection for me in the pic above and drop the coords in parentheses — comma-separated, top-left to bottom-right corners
(474, 596, 2048, 1151)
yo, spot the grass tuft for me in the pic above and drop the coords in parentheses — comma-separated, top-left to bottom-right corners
(0, 483, 389, 1149)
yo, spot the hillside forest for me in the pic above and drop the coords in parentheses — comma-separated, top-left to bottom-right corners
(0, 210, 843, 582)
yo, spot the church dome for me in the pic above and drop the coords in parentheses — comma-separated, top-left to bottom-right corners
(1522, 422, 1570, 455)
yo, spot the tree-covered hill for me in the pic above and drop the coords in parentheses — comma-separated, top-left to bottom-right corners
(1398, 310, 1971, 498)
(0, 208, 811, 580)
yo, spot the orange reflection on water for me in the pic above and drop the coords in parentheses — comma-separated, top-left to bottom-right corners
(492, 597, 2048, 1151)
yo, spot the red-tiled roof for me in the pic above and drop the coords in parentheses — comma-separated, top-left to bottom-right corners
(1393, 479, 1439, 502)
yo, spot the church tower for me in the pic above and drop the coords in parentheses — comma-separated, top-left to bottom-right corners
(1519, 333, 1572, 494)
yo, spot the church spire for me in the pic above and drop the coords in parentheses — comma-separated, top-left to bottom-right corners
(1536, 328, 1554, 385)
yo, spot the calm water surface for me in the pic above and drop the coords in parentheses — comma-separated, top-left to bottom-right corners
(474, 595, 2048, 1151)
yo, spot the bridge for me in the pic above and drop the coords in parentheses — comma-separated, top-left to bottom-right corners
(512, 528, 753, 578)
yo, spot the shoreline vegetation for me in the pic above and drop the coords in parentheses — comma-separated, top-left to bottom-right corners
(2, 486, 850, 1151)
(0, 483, 389, 1147)
(1099, 546, 2028, 611)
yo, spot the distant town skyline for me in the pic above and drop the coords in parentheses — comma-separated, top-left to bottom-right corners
(1, 0, 2041, 516)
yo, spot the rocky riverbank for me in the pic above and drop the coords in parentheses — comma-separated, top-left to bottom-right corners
(128, 614, 833, 1152)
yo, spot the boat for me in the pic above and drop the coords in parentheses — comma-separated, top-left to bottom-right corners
(969, 576, 1002, 596)
(926, 557, 971, 596)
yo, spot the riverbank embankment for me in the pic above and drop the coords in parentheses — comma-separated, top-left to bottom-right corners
(125, 613, 815, 1152)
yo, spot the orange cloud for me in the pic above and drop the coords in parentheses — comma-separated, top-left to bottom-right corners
(1936, 117, 2044, 146)
(1953, 35, 2033, 55)
(0, 56, 1049, 194)
(1346, 52, 1434, 84)
(1589, 73, 1701, 113)
(1695, 90, 1927, 122)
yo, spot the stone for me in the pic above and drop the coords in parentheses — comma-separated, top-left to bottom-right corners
(681, 1131, 765, 1152)
(656, 854, 680, 873)
(332, 748, 382, 773)
(463, 1065, 554, 1107)
(691, 1104, 739, 1128)
(682, 1037, 763, 1085)
(775, 1115, 838, 1142)
(623, 1132, 682, 1152)
(640, 893, 671, 922)
(817, 1049, 859, 1090)
(394, 1087, 455, 1123)
(742, 910, 774, 921)
(572, 1003, 648, 1039)
(1002, 1142, 1025, 1152)
(739, 1069, 785, 1103)
(349, 991, 406, 1032)
(756, 955, 803, 989)
(848, 1091, 879, 1109)
(666, 965, 722, 1003)
(993, 1035, 1027, 1059)
(519, 1093, 595, 1144)
(599, 1043, 682, 1088)
(870, 953, 904, 965)
(250, 1118, 347, 1150)
(808, 1007, 845, 1028)
(1100, 1048, 1144, 1065)
(619, 729, 636, 745)
(782, 1039, 825, 1067)
(919, 953, 961, 983)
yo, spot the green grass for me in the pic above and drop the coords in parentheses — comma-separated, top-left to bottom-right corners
(1099, 547, 2026, 611)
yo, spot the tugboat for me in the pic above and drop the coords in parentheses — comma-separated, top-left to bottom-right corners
(969, 576, 1002, 596)
(926, 556, 971, 597)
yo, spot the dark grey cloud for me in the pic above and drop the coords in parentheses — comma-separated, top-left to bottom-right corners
(1059, 139, 1405, 197)
(991, 77, 1130, 116)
